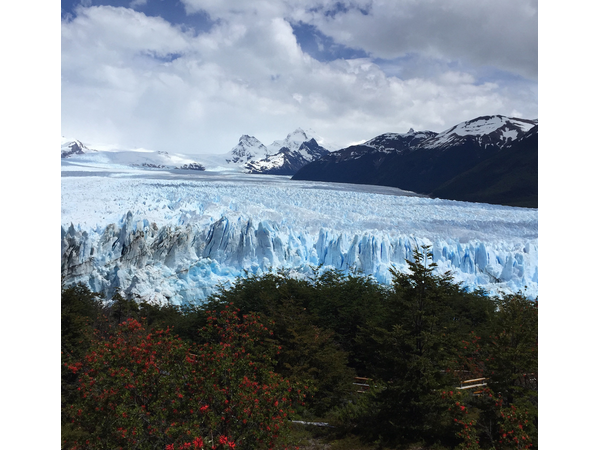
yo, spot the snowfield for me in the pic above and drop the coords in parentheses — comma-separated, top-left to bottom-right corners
(61, 165, 538, 304)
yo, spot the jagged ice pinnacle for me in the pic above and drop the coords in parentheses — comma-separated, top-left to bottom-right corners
(61, 174, 538, 305)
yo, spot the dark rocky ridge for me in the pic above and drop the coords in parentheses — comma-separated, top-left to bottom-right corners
(293, 115, 538, 208)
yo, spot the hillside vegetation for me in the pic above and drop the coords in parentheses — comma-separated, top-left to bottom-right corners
(62, 248, 537, 449)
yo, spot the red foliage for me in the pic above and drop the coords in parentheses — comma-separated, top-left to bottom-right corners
(63, 306, 306, 450)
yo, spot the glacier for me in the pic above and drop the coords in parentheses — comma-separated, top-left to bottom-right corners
(61, 167, 538, 304)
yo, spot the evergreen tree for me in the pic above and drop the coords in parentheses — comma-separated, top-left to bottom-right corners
(352, 247, 495, 445)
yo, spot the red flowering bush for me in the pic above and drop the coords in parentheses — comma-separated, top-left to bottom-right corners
(496, 401, 535, 449)
(62, 306, 306, 450)
(441, 390, 481, 449)
(441, 387, 535, 449)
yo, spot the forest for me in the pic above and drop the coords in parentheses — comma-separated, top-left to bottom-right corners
(62, 247, 537, 450)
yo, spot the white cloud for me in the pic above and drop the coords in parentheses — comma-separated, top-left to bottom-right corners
(180, 0, 289, 18)
(129, 0, 148, 8)
(61, 4, 537, 154)
(296, 0, 538, 80)
(181, 1, 537, 79)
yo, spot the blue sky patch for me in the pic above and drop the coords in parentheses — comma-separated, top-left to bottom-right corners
(61, 0, 216, 34)
(291, 21, 369, 62)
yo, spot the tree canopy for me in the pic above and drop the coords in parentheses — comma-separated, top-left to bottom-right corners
(62, 247, 538, 449)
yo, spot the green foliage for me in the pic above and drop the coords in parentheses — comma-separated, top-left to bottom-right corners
(486, 295, 538, 406)
(436, 292, 538, 449)
(62, 283, 104, 443)
(337, 247, 512, 447)
(204, 271, 360, 417)
(61, 247, 537, 449)
(61, 283, 102, 359)
(302, 269, 389, 369)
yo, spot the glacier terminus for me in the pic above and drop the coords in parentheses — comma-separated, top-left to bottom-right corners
(61, 165, 537, 304)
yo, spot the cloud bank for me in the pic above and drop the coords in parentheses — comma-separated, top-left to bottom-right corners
(61, 1, 537, 153)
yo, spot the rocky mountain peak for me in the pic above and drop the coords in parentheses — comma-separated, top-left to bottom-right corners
(418, 115, 537, 150)
(61, 139, 95, 158)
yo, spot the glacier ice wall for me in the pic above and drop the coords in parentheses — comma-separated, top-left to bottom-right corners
(61, 175, 538, 304)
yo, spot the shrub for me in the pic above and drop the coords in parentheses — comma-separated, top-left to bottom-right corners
(62, 307, 306, 450)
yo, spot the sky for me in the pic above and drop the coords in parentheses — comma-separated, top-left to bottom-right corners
(60, 0, 538, 154)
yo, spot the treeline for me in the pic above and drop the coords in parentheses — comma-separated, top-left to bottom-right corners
(62, 248, 537, 449)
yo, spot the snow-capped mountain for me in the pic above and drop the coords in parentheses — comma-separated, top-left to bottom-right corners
(293, 115, 538, 207)
(225, 128, 332, 175)
(323, 129, 437, 165)
(61, 128, 331, 175)
(225, 135, 270, 164)
(246, 137, 330, 175)
(430, 124, 538, 207)
(266, 128, 328, 154)
(419, 115, 537, 150)
(61, 138, 96, 158)
(60, 139, 205, 171)
(363, 129, 438, 153)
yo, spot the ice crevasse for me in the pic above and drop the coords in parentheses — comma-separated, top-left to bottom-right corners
(61, 210, 538, 304)
(61, 176, 537, 304)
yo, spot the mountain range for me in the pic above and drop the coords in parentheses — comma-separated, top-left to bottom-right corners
(60, 128, 330, 175)
(292, 115, 538, 208)
(61, 115, 537, 207)
(60, 137, 206, 171)
(224, 128, 331, 175)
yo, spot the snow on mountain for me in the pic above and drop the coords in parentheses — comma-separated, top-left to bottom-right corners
(292, 115, 539, 207)
(245, 151, 288, 173)
(223, 128, 332, 175)
(246, 140, 330, 175)
(266, 128, 333, 153)
(360, 129, 438, 154)
(61, 128, 334, 175)
(61, 170, 538, 305)
(61, 138, 96, 158)
(300, 129, 437, 163)
(418, 115, 537, 150)
(61, 140, 205, 172)
(225, 135, 270, 164)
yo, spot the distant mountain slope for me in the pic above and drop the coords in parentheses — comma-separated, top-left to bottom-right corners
(60, 138, 205, 171)
(419, 115, 536, 150)
(292, 115, 538, 208)
(225, 135, 269, 164)
(430, 125, 538, 207)
(291, 129, 436, 185)
(61, 139, 96, 158)
(225, 128, 331, 175)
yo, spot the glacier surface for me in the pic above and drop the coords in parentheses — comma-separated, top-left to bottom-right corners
(61, 167, 538, 304)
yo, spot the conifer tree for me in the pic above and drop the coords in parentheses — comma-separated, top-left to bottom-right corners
(351, 247, 494, 445)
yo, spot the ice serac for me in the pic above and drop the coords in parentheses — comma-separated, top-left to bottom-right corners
(61, 213, 537, 305)
(61, 175, 537, 305)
